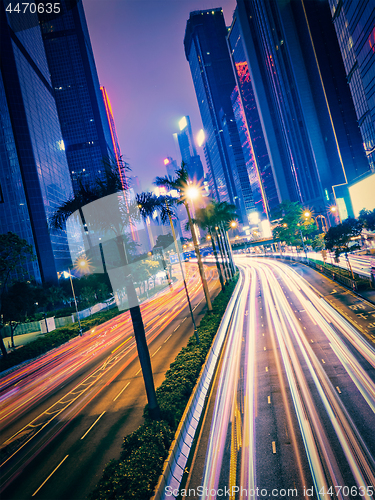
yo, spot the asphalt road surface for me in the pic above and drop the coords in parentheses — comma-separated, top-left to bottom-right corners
(0, 263, 220, 500)
(185, 257, 375, 500)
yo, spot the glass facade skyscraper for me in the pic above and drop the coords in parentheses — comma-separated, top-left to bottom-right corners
(174, 116, 204, 183)
(328, 0, 375, 173)
(39, 0, 116, 193)
(0, 4, 73, 283)
(228, 19, 281, 220)
(233, 0, 369, 220)
(184, 9, 255, 225)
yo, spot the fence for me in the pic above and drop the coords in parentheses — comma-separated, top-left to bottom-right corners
(269, 254, 372, 291)
(151, 272, 243, 500)
(2, 301, 110, 338)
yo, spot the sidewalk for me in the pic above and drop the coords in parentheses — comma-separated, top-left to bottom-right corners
(3, 331, 44, 353)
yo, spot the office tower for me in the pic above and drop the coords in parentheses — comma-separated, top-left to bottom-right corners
(228, 22, 282, 221)
(184, 9, 255, 225)
(39, 0, 117, 193)
(101, 86, 128, 190)
(328, 0, 375, 173)
(164, 157, 178, 178)
(0, 4, 74, 283)
(173, 116, 204, 183)
(233, 0, 369, 221)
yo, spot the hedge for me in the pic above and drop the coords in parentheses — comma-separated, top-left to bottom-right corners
(90, 274, 239, 500)
(0, 308, 123, 373)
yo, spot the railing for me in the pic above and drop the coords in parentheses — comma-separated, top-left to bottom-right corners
(266, 254, 372, 291)
(151, 272, 243, 500)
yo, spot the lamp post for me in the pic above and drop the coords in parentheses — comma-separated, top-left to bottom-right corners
(297, 224, 308, 259)
(164, 198, 199, 344)
(184, 186, 213, 312)
(68, 268, 83, 336)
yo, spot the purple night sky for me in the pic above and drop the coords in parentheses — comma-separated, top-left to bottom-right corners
(83, 0, 236, 191)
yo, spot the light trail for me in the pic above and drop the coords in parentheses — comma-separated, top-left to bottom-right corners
(0, 264, 219, 491)
(198, 258, 375, 499)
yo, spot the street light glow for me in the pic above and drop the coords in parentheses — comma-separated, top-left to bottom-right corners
(230, 221, 237, 228)
(197, 129, 205, 147)
(185, 185, 200, 200)
(304, 211, 311, 218)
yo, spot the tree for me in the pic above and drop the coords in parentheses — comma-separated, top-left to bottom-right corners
(359, 209, 375, 231)
(2, 282, 38, 348)
(50, 160, 161, 419)
(324, 217, 363, 278)
(0, 232, 35, 356)
(311, 234, 326, 251)
(154, 163, 213, 312)
(153, 233, 174, 250)
(272, 201, 317, 249)
(44, 286, 68, 310)
(211, 200, 238, 277)
(193, 204, 226, 290)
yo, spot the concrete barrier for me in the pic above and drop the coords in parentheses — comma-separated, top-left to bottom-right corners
(151, 272, 243, 500)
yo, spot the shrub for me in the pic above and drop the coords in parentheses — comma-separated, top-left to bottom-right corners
(90, 274, 239, 500)
(0, 307, 123, 373)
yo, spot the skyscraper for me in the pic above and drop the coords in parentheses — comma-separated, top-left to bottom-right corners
(232, 0, 369, 220)
(328, 0, 375, 173)
(164, 157, 178, 179)
(173, 116, 204, 183)
(184, 9, 255, 225)
(228, 20, 282, 221)
(0, 4, 73, 283)
(39, 0, 117, 193)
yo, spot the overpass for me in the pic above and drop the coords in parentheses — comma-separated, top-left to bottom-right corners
(230, 237, 279, 250)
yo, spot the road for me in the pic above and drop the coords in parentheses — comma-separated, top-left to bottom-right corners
(278, 251, 373, 278)
(186, 257, 375, 500)
(0, 263, 219, 500)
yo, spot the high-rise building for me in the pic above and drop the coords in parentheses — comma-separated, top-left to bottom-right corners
(164, 157, 178, 179)
(233, 0, 369, 221)
(101, 86, 129, 190)
(39, 0, 117, 193)
(184, 9, 255, 225)
(173, 116, 204, 183)
(328, 0, 375, 173)
(0, 4, 74, 283)
(227, 21, 282, 221)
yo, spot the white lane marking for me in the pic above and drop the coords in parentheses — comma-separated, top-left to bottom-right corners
(151, 346, 162, 358)
(135, 368, 142, 376)
(32, 455, 69, 496)
(272, 441, 276, 454)
(173, 325, 180, 332)
(80, 411, 106, 440)
(113, 382, 130, 402)
(164, 334, 172, 343)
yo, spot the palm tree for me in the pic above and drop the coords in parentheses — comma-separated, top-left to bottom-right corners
(193, 204, 226, 291)
(212, 201, 237, 277)
(50, 161, 161, 419)
(136, 191, 200, 343)
(154, 163, 213, 312)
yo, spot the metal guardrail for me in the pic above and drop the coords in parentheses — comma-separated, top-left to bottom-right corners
(266, 254, 372, 291)
(151, 272, 243, 500)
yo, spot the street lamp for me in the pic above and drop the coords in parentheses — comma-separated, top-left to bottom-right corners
(164, 198, 199, 344)
(297, 223, 308, 259)
(68, 268, 83, 336)
(183, 184, 213, 312)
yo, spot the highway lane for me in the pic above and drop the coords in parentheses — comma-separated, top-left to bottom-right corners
(0, 263, 220, 500)
(186, 258, 375, 500)
(277, 251, 373, 278)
